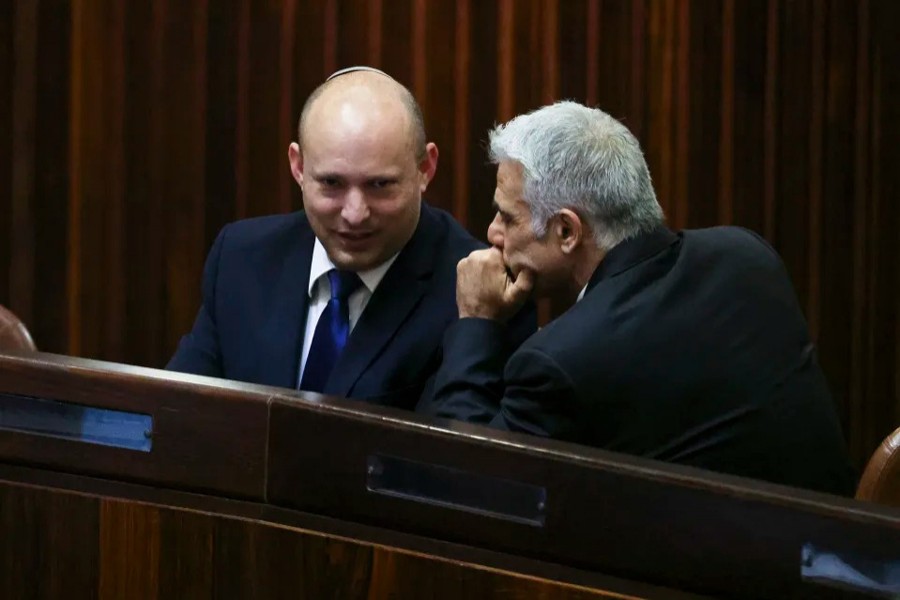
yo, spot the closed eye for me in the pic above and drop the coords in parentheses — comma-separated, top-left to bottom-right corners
(314, 175, 344, 189)
(368, 178, 397, 190)
(492, 201, 513, 224)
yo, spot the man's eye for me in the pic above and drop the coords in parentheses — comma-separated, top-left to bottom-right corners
(320, 178, 341, 188)
(370, 179, 393, 190)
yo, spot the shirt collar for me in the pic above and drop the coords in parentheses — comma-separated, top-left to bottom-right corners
(308, 238, 400, 297)
(577, 283, 589, 303)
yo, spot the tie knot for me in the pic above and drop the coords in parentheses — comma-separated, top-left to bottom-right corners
(327, 269, 362, 301)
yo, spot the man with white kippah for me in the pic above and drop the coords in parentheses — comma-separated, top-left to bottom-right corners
(168, 67, 536, 409)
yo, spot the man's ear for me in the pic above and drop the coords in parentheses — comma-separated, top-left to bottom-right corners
(554, 209, 584, 254)
(418, 142, 439, 192)
(288, 143, 304, 187)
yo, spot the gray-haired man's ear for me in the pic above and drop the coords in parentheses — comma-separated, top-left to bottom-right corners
(555, 209, 584, 254)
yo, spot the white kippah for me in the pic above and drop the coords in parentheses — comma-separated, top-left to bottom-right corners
(326, 66, 394, 81)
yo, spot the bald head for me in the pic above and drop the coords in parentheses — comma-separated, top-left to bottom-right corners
(297, 71, 427, 161)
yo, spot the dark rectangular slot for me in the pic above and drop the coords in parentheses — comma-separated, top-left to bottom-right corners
(366, 454, 546, 526)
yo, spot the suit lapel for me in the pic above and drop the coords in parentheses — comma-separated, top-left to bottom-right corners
(323, 206, 440, 397)
(262, 215, 316, 388)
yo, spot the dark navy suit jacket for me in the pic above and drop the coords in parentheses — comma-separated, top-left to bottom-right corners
(428, 226, 856, 495)
(168, 203, 536, 410)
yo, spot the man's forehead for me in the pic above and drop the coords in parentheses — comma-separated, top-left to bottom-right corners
(301, 125, 415, 173)
(496, 161, 525, 192)
(306, 159, 404, 176)
(305, 94, 412, 143)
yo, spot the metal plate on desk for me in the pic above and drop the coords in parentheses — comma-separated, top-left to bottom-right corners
(0, 393, 152, 452)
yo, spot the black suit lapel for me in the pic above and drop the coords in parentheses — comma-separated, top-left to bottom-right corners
(262, 215, 316, 388)
(324, 206, 440, 397)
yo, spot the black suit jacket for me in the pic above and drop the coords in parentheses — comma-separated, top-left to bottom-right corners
(429, 226, 855, 495)
(167, 203, 536, 409)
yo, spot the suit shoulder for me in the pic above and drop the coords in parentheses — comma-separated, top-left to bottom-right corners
(217, 212, 309, 250)
(684, 225, 782, 267)
(422, 203, 485, 259)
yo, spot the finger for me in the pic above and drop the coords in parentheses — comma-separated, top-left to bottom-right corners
(487, 246, 504, 261)
(471, 248, 496, 262)
(506, 268, 535, 303)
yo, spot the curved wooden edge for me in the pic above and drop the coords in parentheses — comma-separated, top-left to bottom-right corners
(0, 305, 36, 352)
(856, 426, 900, 506)
(0, 463, 709, 600)
(0, 351, 891, 520)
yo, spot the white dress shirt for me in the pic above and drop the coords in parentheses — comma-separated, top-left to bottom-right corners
(298, 239, 399, 383)
(577, 283, 589, 302)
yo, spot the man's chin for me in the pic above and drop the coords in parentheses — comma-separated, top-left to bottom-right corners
(327, 246, 389, 272)
(330, 254, 374, 272)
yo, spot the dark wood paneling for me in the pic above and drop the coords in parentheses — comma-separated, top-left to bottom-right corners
(0, 483, 99, 598)
(69, 0, 126, 360)
(0, 461, 698, 599)
(123, 1, 167, 369)
(1, 0, 898, 470)
(419, 0, 458, 214)
(160, 0, 209, 358)
(245, 0, 291, 220)
(0, 1, 13, 309)
(731, 0, 767, 234)
(99, 501, 162, 599)
(3, 359, 899, 598)
(775, 0, 813, 318)
(870, 0, 900, 433)
(157, 509, 215, 599)
(265, 392, 900, 599)
(0, 470, 654, 599)
(819, 0, 861, 434)
(215, 518, 378, 598)
(32, 0, 71, 356)
(9, 0, 38, 330)
(465, 0, 499, 233)
(0, 353, 270, 498)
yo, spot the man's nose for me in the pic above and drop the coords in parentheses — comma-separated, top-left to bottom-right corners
(487, 215, 504, 249)
(341, 189, 370, 225)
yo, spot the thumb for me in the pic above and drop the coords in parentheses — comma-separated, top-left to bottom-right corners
(506, 268, 535, 304)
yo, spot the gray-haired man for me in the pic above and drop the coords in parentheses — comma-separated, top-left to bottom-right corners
(426, 101, 854, 496)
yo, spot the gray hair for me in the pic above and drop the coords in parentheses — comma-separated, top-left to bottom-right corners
(488, 101, 664, 250)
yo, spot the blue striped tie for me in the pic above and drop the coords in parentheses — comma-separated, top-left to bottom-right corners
(299, 269, 362, 392)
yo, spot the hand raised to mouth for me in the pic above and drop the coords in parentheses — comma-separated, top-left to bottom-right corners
(456, 247, 535, 322)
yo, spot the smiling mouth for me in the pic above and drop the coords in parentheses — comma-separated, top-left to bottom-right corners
(336, 231, 376, 243)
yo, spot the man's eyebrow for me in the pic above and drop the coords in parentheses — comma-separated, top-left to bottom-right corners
(492, 200, 511, 217)
(311, 171, 343, 180)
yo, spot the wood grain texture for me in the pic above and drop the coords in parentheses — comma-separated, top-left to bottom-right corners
(0, 3, 11, 310)
(0, 352, 270, 498)
(0, 1, 897, 469)
(265, 392, 900, 599)
(99, 501, 162, 600)
(0, 483, 99, 598)
(3, 360, 900, 598)
(0, 472, 654, 599)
